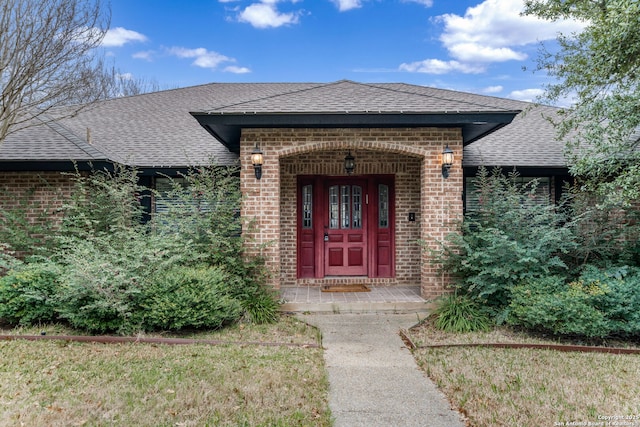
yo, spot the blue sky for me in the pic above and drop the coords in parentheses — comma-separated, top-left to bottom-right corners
(102, 0, 584, 102)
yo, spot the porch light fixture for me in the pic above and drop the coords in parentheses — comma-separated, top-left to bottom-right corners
(251, 145, 264, 180)
(441, 145, 454, 179)
(344, 151, 355, 175)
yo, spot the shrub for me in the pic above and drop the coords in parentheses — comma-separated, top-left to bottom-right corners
(507, 276, 611, 338)
(579, 265, 640, 336)
(433, 167, 577, 318)
(142, 266, 242, 331)
(562, 187, 640, 269)
(152, 165, 244, 268)
(54, 230, 184, 334)
(430, 293, 491, 333)
(0, 262, 62, 326)
(0, 162, 274, 332)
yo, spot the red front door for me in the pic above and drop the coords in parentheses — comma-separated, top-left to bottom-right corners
(297, 175, 395, 279)
(324, 180, 367, 276)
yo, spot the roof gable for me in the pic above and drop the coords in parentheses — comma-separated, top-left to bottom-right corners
(192, 80, 521, 152)
(201, 80, 513, 114)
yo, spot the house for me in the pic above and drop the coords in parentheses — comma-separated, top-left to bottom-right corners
(0, 80, 570, 298)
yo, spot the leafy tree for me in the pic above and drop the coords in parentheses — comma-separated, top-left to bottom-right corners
(0, 0, 111, 143)
(524, 0, 640, 206)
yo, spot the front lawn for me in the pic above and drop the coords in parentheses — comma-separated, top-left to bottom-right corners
(408, 322, 640, 427)
(0, 316, 332, 427)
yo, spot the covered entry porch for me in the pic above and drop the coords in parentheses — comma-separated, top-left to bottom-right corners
(241, 128, 464, 299)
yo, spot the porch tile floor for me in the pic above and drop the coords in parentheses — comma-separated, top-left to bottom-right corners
(279, 286, 431, 314)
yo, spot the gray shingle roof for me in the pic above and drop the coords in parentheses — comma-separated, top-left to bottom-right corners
(0, 115, 107, 162)
(0, 80, 566, 169)
(463, 104, 566, 168)
(198, 80, 514, 114)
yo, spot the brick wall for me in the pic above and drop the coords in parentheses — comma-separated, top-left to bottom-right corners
(0, 171, 74, 221)
(240, 127, 464, 299)
(0, 172, 75, 254)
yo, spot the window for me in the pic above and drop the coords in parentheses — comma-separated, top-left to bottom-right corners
(302, 184, 313, 229)
(465, 176, 551, 212)
(378, 184, 389, 228)
(155, 177, 189, 214)
(328, 185, 363, 229)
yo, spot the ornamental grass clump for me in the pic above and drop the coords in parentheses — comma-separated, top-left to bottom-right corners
(431, 293, 491, 333)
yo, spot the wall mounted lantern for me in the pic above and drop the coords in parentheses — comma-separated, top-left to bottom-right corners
(251, 145, 264, 180)
(344, 151, 355, 175)
(441, 145, 454, 179)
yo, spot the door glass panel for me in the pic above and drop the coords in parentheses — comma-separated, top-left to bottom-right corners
(302, 184, 313, 229)
(341, 185, 350, 229)
(352, 186, 362, 229)
(379, 184, 389, 228)
(329, 185, 339, 229)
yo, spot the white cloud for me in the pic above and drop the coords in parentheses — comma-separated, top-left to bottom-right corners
(168, 47, 230, 69)
(482, 85, 503, 94)
(401, 0, 586, 75)
(447, 43, 526, 63)
(132, 50, 154, 61)
(400, 0, 433, 7)
(508, 88, 544, 102)
(438, 0, 585, 62)
(102, 27, 147, 47)
(330, 0, 362, 11)
(224, 65, 252, 73)
(238, 2, 301, 28)
(167, 47, 250, 73)
(399, 59, 485, 75)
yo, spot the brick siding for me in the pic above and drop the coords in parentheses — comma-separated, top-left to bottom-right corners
(0, 172, 74, 222)
(240, 128, 463, 299)
(0, 172, 75, 255)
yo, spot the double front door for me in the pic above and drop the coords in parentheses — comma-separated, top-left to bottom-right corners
(297, 175, 394, 278)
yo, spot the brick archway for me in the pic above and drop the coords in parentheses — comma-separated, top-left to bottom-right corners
(240, 127, 463, 298)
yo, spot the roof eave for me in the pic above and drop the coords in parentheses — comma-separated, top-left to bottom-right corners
(190, 110, 521, 153)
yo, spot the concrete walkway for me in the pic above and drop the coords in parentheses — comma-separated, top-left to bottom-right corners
(300, 313, 466, 427)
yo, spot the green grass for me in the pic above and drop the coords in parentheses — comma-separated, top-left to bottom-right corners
(0, 315, 332, 427)
(408, 322, 640, 426)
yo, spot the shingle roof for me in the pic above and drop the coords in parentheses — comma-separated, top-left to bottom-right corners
(463, 104, 566, 168)
(0, 115, 108, 162)
(0, 80, 566, 169)
(198, 80, 514, 114)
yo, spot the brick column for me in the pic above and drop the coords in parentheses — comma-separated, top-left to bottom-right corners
(240, 136, 281, 289)
(420, 136, 463, 300)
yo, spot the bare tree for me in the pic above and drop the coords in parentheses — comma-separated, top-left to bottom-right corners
(105, 67, 163, 98)
(0, 0, 111, 143)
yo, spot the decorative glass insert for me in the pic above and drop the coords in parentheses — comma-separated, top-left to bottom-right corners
(328, 184, 363, 229)
(341, 185, 350, 229)
(378, 184, 389, 228)
(352, 186, 362, 229)
(302, 184, 313, 229)
(329, 185, 339, 229)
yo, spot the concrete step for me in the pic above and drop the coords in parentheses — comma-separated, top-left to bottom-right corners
(279, 286, 432, 314)
(280, 300, 430, 314)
